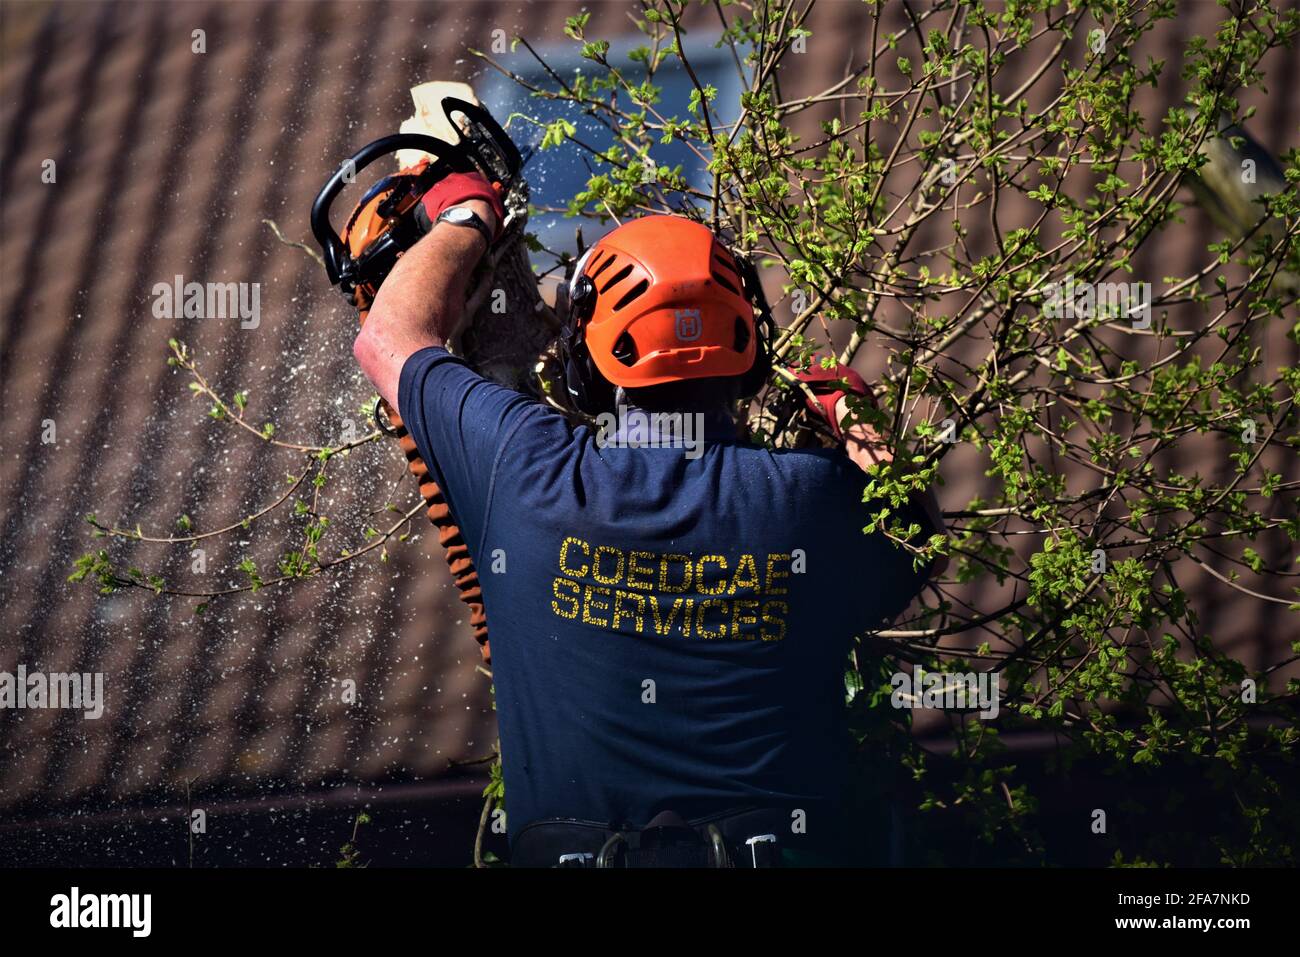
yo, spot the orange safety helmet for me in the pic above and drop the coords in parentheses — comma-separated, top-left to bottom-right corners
(559, 215, 772, 411)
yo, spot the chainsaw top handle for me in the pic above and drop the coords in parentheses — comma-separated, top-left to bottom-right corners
(311, 132, 473, 289)
(439, 96, 523, 194)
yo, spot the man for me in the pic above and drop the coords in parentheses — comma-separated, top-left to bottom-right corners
(352, 172, 942, 867)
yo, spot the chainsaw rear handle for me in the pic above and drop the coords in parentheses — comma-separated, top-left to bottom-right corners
(311, 133, 472, 288)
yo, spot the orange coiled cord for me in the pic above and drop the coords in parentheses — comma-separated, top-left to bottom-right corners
(358, 301, 490, 664)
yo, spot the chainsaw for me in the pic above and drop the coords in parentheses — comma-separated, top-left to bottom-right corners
(311, 94, 525, 664)
(312, 95, 523, 312)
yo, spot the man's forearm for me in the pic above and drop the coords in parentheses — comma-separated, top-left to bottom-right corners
(840, 398, 948, 576)
(352, 199, 492, 407)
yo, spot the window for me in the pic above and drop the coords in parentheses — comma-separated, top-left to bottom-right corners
(476, 33, 743, 258)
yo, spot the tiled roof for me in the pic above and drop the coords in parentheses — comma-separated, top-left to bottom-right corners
(1, 0, 1295, 824)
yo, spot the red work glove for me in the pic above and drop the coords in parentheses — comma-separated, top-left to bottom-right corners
(420, 171, 507, 241)
(790, 357, 872, 440)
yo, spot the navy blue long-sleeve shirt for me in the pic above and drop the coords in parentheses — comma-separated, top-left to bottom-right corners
(398, 346, 928, 847)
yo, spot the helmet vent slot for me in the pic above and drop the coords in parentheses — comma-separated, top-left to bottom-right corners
(733, 316, 751, 353)
(600, 263, 634, 293)
(612, 279, 649, 311)
(711, 269, 740, 295)
(589, 251, 615, 279)
(612, 333, 638, 366)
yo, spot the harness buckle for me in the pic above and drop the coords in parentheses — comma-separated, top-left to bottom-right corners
(557, 852, 594, 868)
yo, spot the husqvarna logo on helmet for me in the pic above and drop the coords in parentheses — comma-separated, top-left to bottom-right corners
(674, 308, 703, 342)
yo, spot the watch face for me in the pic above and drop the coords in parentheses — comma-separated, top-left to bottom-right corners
(444, 206, 473, 223)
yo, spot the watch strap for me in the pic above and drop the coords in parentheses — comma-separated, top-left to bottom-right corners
(435, 206, 493, 248)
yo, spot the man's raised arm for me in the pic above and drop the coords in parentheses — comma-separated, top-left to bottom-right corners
(351, 174, 503, 407)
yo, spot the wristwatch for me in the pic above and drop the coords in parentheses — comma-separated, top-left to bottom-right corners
(436, 205, 494, 248)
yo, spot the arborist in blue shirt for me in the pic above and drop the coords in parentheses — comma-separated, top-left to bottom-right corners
(352, 172, 944, 868)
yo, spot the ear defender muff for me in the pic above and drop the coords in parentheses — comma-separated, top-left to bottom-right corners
(734, 253, 774, 399)
(559, 250, 614, 415)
